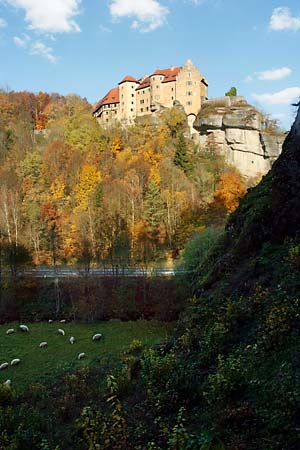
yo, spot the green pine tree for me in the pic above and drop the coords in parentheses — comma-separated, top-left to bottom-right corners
(225, 86, 237, 97)
(173, 133, 192, 174)
(143, 180, 165, 233)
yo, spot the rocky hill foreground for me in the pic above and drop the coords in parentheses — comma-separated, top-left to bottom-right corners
(124, 104, 300, 450)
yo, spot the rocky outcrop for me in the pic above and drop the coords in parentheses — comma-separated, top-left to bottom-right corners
(193, 96, 285, 178)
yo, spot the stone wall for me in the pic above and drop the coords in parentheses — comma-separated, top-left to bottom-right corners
(193, 96, 285, 179)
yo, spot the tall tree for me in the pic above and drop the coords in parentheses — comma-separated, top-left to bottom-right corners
(173, 133, 192, 174)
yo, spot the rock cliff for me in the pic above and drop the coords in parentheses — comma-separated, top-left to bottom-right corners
(193, 96, 285, 178)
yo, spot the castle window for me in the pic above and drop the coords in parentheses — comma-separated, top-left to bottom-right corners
(156, 85, 159, 89)
(106, 112, 109, 115)
(187, 91, 192, 96)
(146, 107, 149, 111)
(132, 101, 134, 105)
(141, 108, 144, 112)
(132, 94, 134, 97)
(140, 99, 144, 104)
(187, 81, 192, 86)
(172, 97, 174, 100)
(131, 108, 134, 112)
(187, 101, 192, 106)
(171, 88, 174, 91)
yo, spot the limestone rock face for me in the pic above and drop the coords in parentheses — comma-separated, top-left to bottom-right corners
(260, 132, 283, 158)
(199, 114, 223, 129)
(193, 96, 285, 178)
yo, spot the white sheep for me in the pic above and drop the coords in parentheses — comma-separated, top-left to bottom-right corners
(78, 352, 86, 360)
(69, 336, 75, 345)
(39, 341, 48, 348)
(3, 380, 11, 386)
(0, 363, 9, 370)
(60, 319, 66, 323)
(6, 329, 15, 335)
(11, 359, 20, 366)
(58, 329, 65, 336)
(19, 324, 29, 332)
(48, 319, 53, 323)
(92, 333, 102, 341)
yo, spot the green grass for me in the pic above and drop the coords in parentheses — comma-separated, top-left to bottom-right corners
(0, 320, 173, 391)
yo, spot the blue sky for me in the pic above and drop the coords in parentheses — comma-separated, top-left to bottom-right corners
(0, 0, 299, 129)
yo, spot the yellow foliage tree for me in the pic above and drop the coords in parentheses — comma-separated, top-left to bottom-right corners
(111, 136, 123, 155)
(75, 165, 101, 211)
(50, 176, 65, 202)
(213, 170, 246, 213)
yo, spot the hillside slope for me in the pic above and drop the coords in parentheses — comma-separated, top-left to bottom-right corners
(129, 105, 300, 450)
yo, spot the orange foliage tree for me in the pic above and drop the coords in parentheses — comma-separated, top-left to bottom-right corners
(213, 170, 247, 214)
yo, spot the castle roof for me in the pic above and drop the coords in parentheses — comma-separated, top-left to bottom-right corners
(93, 86, 119, 113)
(135, 77, 151, 91)
(119, 75, 140, 84)
(152, 67, 181, 78)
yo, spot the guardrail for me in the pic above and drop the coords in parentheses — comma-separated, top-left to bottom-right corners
(1, 267, 188, 278)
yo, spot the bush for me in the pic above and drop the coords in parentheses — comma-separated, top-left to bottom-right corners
(181, 228, 222, 275)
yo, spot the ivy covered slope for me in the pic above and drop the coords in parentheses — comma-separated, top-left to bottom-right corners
(173, 105, 300, 450)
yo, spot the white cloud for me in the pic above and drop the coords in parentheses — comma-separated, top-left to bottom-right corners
(5, 0, 81, 33)
(0, 17, 7, 27)
(109, 0, 169, 32)
(245, 67, 292, 83)
(99, 24, 112, 33)
(270, 7, 300, 31)
(30, 41, 57, 63)
(257, 67, 292, 81)
(13, 34, 30, 47)
(244, 75, 253, 83)
(252, 87, 300, 105)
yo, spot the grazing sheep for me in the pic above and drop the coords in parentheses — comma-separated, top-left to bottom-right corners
(19, 324, 29, 332)
(78, 353, 86, 360)
(0, 363, 9, 370)
(92, 333, 102, 341)
(60, 319, 66, 323)
(4, 380, 11, 386)
(39, 341, 48, 348)
(11, 359, 20, 366)
(6, 329, 15, 335)
(58, 329, 65, 336)
(69, 336, 75, 345)
(48, 319, 53, 323)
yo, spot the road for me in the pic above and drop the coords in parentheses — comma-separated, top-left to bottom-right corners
(10, 266, 185, 278)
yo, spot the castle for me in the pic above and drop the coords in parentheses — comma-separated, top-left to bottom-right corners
(93, 59, 208, 128)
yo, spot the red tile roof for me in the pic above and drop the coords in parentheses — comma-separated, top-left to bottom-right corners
(119, 75, 140, 84)
(152, 67, 181, 78)
(135, 77, 151, 91)
(93, 87, 120, 113)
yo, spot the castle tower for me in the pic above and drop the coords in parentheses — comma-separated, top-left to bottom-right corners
(118, 76, 140, 125)
(175, 59, 208, 128)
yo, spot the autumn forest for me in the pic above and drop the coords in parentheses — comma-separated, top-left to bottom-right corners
(0, 90, 247, 271)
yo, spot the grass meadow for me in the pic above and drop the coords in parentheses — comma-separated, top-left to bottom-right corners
(0, 320, 173, 391)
